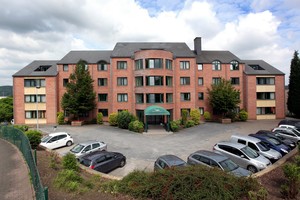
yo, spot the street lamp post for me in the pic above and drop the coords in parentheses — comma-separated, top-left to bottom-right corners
(36, 85, 40, 130)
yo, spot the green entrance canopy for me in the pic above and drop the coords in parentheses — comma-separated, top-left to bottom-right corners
(145, 105, 170, 116)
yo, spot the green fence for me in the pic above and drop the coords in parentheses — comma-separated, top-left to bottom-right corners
(0, 125, 47, 200)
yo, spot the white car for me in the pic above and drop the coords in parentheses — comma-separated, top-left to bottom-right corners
(69, 140, 107, 160)
(40, 132, 73, 150)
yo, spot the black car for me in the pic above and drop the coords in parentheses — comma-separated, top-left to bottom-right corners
(278, 119, 300, 128)
(80, 151, 126, 173)
(154, 154, 187, 171)
(256, 130, 296, 149)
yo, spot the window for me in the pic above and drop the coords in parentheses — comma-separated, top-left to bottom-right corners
(146, 76, 163, 86)
(197, 64, 203, 70)
(98, 78, 107, 86)
(180, 77, 190, 85)
(212, 77, 221, 85)
(198, 92, 204, 100)
(256, 77, 275, 85)
(166, 59, 173, 70)
(166, 93, 173, 103)
(135, 76, 143, 87)
(24, 79, 45, 87)
(199, 107, 204, 115)
(92, 143, 100, 149)
(146, 94, 164, 103)
(98, 94, 108, 102)
(198, 77, 204, 85)
(98, 109, 108, 116)
(97, 62, 107, 71)
(135, 59, 143, 70)
(63, 79, 69, 87)
(117, 94, 128, 102)
(145, 58, 163, 69)
(256, 107, 276, 115)
(180, 93, 190, 101)
(231, 77, 240, 85)
(25, 111, 46, 119)
(117, 77, 128, 86)
(25, 95, 46, 103)
(84, 64, 88, 71)
(212, 60, 221, 70)
(63, 64, 69, 71)
(180, 61, 190, 70)
(136, 94, 144, 103)
(257, 92, 275, 100)
(117, 61, 127, 69)
(166, 76, 173, 86)
(230, 61, 239, 70)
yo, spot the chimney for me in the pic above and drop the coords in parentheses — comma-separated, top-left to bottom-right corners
(194, 37, 202, 55)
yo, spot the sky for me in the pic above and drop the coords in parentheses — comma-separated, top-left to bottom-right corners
(1, 0, 300, 86)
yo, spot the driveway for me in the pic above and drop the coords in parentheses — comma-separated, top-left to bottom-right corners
(39, 119, 280, 178)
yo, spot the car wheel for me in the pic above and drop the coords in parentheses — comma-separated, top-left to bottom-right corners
(247, 165, 258, 173)
(66, 141, 72, 146)
(120, 159, 126, 167)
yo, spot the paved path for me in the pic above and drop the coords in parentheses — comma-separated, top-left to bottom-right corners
(0, 139, 35, 200)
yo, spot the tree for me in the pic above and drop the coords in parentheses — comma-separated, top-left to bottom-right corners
(287, 51, 300, 117)
(0, 96, 13, 122)
(207, 78, 240, 118)
(61, 60, 96, 120)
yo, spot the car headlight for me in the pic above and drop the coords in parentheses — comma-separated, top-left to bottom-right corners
(281, 148, 288, 154)
(258, 163, 265, 168)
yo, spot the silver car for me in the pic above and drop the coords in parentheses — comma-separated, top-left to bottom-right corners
(213, 141, 271, 173)
(273, 127, 300, 144)
(70, 140, 107, 160)
(230, 135, 282, 163)
(187, 150, 252, 177)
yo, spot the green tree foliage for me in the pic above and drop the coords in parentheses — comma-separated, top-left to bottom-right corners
(190, 109, 200, 125)
(61, 60, 96, 120)
(57, 112, 64, 125)
(287, 51, 300, 117)
(97, 112, 103, 124)
(25, 130, 42, 149)
(281, 163, 300, 198)
(108, 112, 118, 126)
(207, 78, 241, 118)
(203, 111, 211, 121)
(117, 111, 135, 129)
(0, 97, 13, 122)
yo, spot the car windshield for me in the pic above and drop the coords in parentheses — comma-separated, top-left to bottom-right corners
(70, 144, 85, 153)
(219, 159, 239, 172)
(257, 142, 270, 151)
(41, 135, 51, 143)
(266, 137, 281, 145)
(241, 146, 259, 158)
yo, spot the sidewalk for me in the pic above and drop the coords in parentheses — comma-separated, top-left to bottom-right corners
(0, 139, 35, 200)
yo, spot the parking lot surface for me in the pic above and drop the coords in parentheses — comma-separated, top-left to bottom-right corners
(39, 119, 280, 178)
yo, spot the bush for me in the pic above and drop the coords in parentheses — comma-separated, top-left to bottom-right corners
(49, 151, 59, 170)
(170, 121, 180, 132)
(54, 169, 83, 192)
(280, 163, 300, 199)
(203, 111, 211, 121)
(25, 130, 42, 149)
(181, 109, 189, 125)
(225, 111, 237, 121)
(108, 112, 118, 126)
(128, 120, 144, 133)
(190, 109, 200, 125)
(57, 112, 64, 125)
(248, 188, 268, 200)
(185, 120, 195, 128)
(117, 111, 135, 129)
(13, 125, 29, 132)
(97, 112, 103, 124)
(239, 110, 248, 121)
(62, 153, 79, 172)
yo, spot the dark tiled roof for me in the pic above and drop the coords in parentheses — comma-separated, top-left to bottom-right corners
(243, 60, 284, 75)
(13, 60, 58, 77)
(57, 50, 112, 64)
(111, 42, 195, 58)
(196, 51, 242, 63)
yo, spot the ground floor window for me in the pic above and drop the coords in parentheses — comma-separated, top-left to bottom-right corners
(199, 107, 204, 115)
(25, 110, 46, 119)
(98, 109, 108, 117)
(256, 107, 276, 115)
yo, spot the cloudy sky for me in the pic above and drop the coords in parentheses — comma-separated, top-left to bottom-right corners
(1, 0, 299, 86)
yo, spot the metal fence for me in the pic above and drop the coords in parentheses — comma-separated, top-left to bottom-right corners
(0, 125, 47, 200)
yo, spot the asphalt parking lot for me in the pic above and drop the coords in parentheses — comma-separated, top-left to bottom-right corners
(39, 119, 281, 178)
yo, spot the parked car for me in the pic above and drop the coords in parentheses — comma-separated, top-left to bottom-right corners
(278, 119, 300, 127)
(187, 150, 252, 177)
(80, 151, 126, 173)
(230, 135, 282, 163)
(272, 127, 300, 144)
(256, 130, 297, 149)
(70, 140, 107, 160)
(154, 154, 187, 171)
(40, 132, 73, 150)
(213, 141, 271, 173)
(249, 134, 290, 156)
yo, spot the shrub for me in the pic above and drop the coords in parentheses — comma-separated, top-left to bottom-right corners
(49, 151, 59, 170)
(181, 109, 189, 125)
(13, 125, 29, 132)
(185, 120, 195, 128)
(128, 120, 144, 133)
(108, 112, 118, 126)
(54, 169, 83, 192)
(190, 109, 200, 125)
(117, 111, 135, 129)
(25, 130, 42, 149)
(62, 153, 79, 172)
(203, 111, 211, 121)
(57, 112, 64, 125)
(97, 112, 103, 124)
(239, 110, 248, 121)
(170, 121, 180, 132)
(248, 188, 268, 200)
(280, 163, 300, 199)
(225, 111, 237, 121)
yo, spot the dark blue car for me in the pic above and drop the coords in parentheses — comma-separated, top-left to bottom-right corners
(249, 134, 291, 156)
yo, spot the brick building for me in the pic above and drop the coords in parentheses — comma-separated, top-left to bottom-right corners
(12, 37, 285, 126)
